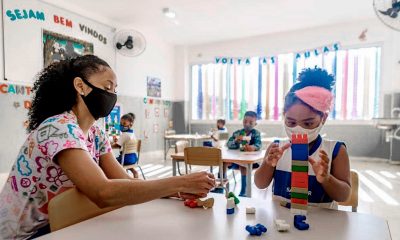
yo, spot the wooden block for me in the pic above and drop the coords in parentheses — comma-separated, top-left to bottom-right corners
(291, 198, 308, 205)
(291, 172, 308, 188)
(290, 192, 308, 200)
(291, 187, 308, 194)
(292, 160, 309, 167)
(292, 165, 308, 172)
(246, 207, 256, 214)
(291, 203, 308, 210)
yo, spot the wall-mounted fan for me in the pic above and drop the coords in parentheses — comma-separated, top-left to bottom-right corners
(114, 29, 146, 57)
(373, 0, 400, 31)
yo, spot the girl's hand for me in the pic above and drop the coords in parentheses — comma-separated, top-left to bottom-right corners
(180, 172, 216, 195)
(264, 143, 291, 167)
(308, 150, 330, 184)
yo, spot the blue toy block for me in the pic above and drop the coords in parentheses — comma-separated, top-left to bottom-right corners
(291, 145, 308, 161)
(294, 215, 310, 230)
(227, 208, 234, 214)
(255, 224, 267, 233)
(246, 224, 267, 236)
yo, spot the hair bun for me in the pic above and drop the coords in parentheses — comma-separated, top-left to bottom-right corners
(291, 67, 335, 92)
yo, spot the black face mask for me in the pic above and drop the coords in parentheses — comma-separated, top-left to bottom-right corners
(80, 77, 117, 120)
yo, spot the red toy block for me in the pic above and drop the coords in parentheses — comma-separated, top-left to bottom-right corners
(291, 198, 308, 205)
(291, 172, 308, 188)
(291, 134, 308, 144)
(184, 199, 198, 208)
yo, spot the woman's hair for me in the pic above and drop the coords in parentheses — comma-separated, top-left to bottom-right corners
(28, 55, 110, 132)
(121, 113, 135, 123)
(283, 67, 335, 115)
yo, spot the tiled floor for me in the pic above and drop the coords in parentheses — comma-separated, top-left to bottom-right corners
(1, 151, 399, 239)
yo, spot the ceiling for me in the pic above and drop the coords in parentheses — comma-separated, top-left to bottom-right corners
(43, 0, 377, 45)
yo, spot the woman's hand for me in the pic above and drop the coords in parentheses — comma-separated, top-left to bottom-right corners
(309, 150, 330, 184)
(264, 143, 291, 167)
(180, 172, 216, 195)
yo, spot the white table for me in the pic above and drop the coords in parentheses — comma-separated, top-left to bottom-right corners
(171, 149, 266, 197)
(164, 134, 212, 159)
(38, 194, 391, 240)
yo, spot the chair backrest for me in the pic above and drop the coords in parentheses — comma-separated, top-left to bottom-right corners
(184, 147, 222, 168)
(122, 139, 141, 164)
(175, 140, 189, 154)
(48, 188, 119, 232)
(165, 129, 176, 136)
(218, 132, 230, 141)
(339, 170, 359, 212)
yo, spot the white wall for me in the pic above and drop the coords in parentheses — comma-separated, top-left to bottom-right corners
(115, 25, 177, 100)
(180, 18, 400, 116)
(1, 0, 179, 101)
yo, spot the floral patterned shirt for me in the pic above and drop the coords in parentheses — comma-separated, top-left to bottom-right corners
(0, 111, 112, 239)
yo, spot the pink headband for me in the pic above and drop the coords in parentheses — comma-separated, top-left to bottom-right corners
(295, 86, 333, 113)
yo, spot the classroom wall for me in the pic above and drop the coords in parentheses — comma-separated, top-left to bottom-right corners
(115, 25, 177, 100)
(0, 0, 181, 173)
(178, 18, 400, 160)
(180, 18, 400, 114)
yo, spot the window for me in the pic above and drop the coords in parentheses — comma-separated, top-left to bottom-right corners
(191, 46, 381, 121)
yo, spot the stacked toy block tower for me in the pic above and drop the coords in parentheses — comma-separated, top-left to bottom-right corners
(290, 133, 309, 215)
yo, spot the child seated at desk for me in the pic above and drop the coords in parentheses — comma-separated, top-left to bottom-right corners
(112, 113, 139, 178)
(227, 111, 262, 196)
(254, 67, 351, 208)
(204, 119, 228, 148)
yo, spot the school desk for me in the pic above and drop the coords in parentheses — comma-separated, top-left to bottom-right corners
(164, 134, 211, 159)
(38, 193, 391, 240)
(171, 149, 266, 197)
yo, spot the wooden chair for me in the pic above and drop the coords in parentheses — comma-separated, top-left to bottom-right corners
(121, 139, 146, 179)
(184, 147, 228, 190)
(339, 170, 359, 212)
(48, 188, 119, 232)
(174, 140, 189, 175)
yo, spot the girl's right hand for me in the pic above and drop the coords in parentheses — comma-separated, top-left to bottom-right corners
(180, 172, 216, 195)
(264, 143, 291, 167)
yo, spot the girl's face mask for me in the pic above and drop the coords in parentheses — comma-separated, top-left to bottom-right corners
(284, 122, 323, 143)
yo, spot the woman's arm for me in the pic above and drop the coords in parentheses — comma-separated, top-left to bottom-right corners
(99, 152, 133, 180)
(308, 146, 351, 202)
(57, 149, 215, 208)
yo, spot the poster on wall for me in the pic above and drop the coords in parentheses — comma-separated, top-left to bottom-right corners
(153, 124, 159, 133)
(43, 29, 94, 68)
(147, 76, 161, 98)
(145, 109, 150, 119)
(105, 104, 121, 136)
(164, 108, 169, 118)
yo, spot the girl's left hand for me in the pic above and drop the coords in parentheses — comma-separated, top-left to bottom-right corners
(308, 150, 330, 184)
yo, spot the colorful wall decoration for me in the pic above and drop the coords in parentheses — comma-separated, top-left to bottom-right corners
(43, 30, 94, 68)
(105, 104, 121, 136)
(192, 44, 381, 121)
